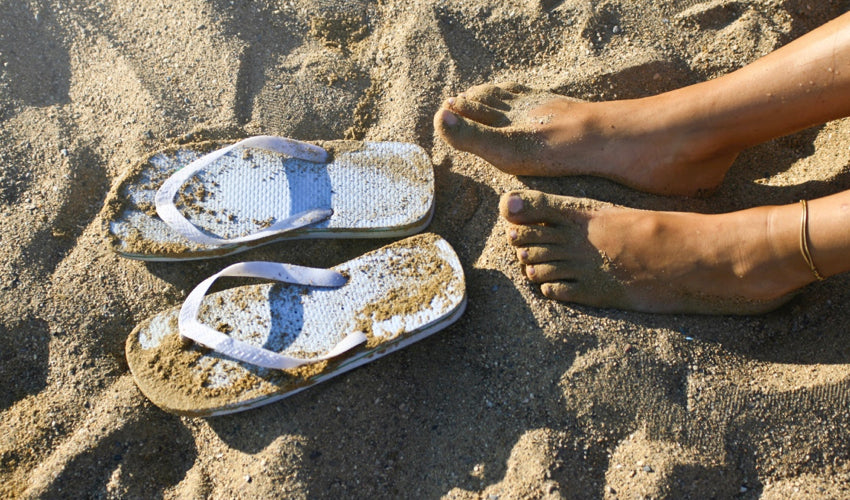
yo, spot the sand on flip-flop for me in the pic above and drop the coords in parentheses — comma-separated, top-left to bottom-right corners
(2, 0, 850, 498)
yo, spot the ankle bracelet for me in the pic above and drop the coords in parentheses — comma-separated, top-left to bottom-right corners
(799, 199, 825, 281)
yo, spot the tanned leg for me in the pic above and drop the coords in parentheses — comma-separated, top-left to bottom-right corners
(435, 13, 850, 196)
(500, 190, 850, 314)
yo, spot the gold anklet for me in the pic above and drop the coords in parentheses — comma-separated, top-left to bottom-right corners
(799, 199, 825, 281)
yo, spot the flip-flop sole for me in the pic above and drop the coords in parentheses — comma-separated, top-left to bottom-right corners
(105, 140, 434, 261)
(126, 233, 466, 417)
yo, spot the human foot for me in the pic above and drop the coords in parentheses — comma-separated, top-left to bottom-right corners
(434, 83, 740, 196)
(500, 190, 823, 314)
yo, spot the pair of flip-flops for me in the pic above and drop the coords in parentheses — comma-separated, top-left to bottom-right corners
(108, 136, 466, 416)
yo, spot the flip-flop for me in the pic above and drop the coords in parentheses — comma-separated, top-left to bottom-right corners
(104, 136, 434, 261)
(125, 233, 466, 417)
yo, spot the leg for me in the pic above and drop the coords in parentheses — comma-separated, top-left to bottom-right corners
(500, 190, 850, 314)
(436, 13, 850, 196)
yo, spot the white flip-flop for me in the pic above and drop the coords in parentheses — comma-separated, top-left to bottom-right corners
(105, 136, 434, 261)
(125, 233, 466, 417)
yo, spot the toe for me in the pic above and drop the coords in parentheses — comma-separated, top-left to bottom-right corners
(500, 190, 598, 226)
(516, 244, 570, 264)
(507, 225, 563, 247)
(541, 281, 629, 309)
(434, 107, 459, 129)
(462, 83, 514, 110)
(540, 281, 587, 303)
(448, 97, 509, 126)
(435, 109, 530, 165)
(496, 82, 532, 95)
(525, 262, 573, 283)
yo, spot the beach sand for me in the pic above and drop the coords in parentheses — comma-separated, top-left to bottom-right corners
(2, 0, 850, 497)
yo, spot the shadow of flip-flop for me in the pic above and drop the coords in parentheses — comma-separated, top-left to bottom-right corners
(0, 316, 50, 413)
(0, 2, 70, 112)
(41, 406, 195, 498)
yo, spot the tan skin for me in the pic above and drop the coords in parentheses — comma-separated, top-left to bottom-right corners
(434, 13, 850, 314)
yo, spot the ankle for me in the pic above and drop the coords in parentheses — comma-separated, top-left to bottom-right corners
(636, 91, 743, 190)
(744, 204, 820, 296)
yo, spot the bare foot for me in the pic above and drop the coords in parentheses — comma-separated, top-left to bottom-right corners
(500, 190, 819, 314)
(435, 83, 741, 196)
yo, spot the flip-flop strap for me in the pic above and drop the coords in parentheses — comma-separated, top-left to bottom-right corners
(179, 261, 367, 370)
(155, 136, 332, 246)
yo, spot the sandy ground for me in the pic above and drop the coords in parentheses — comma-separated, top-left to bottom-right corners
(2, 0, 850, 498)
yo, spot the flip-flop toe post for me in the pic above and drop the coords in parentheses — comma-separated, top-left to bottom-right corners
(126, 233, 466, 417)
(105, 136, 434, 260)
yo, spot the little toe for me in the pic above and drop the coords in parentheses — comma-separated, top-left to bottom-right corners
(543, 281, 629, 309)
(448, 97, 509, 126)
(540, 282, 587, 303)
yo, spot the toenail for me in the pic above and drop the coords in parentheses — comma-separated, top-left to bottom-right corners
(520, 249, 528, 260)
(442, 110, 458, 127)
(509, 229, 517, 240)
(447, 97, 456, 106)
(507, 195, 523, 214)
(527, 265, 535, 276)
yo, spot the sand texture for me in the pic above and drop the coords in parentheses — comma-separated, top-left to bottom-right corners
(2, 0, 850, 498)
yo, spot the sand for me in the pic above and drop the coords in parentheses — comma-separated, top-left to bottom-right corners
(2, 0, 850, 498)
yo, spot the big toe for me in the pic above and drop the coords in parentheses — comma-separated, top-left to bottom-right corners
(500, 190, 595, 226)
(447, 96, 509, 126)
(435, 107, 523, 163)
